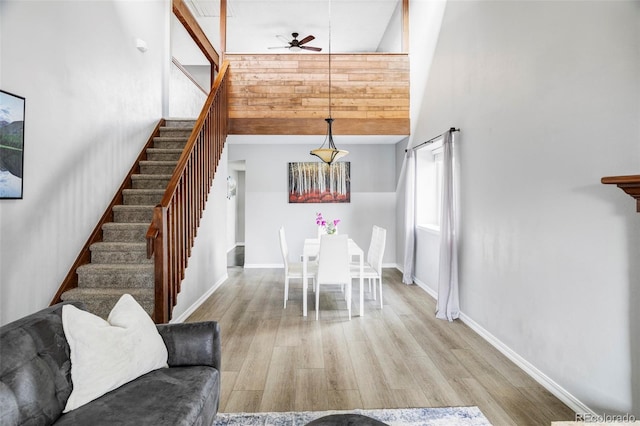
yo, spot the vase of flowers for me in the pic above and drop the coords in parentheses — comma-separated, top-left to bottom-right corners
(316, 212, 340, 236)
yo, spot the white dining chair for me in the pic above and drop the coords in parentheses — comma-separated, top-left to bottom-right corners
(279, 226, 316, 309)
(315, 234, 351, 320)
(350, 225, 386, 309)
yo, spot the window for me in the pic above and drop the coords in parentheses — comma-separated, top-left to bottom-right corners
(415, 141, 443, 231)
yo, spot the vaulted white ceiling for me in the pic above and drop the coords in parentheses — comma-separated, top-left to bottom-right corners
(179, 0, 402, 57)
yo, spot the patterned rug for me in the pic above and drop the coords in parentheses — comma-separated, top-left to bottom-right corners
(213, 407, 492, 426)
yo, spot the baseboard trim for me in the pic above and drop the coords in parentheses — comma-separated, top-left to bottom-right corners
(170, 272, 229, 324)
(402, 268, 594, 417)
(458, 312, 594, 416)
(227, 242, 246, 253)
(244, 263, 283, 269)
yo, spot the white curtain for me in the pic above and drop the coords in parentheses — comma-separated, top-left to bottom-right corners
(402, 149, 416, 284)
(435, 130, 460, 321)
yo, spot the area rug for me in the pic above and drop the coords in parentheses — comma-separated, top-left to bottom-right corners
(213, 407, 492, 426)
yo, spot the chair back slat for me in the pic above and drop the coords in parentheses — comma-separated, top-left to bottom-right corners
(317, 234, 350, 284)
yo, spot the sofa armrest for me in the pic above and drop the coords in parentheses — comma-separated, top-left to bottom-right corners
(156, 321, 221, 370)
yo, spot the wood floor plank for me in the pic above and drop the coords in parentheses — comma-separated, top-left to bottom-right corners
(259, 345, 298, 412)
(233, 318, 279, 391)
(295, 368, 330, 411)
(224, 390, 264, 413)
(321, 321, 359, 391)
(403, 355, 466, 407)
(379, 307, 428, 358)
(220, 309, 263, 371)
(346, 338, 396, 409)
(219, 371, 238, 412)
(326, 390, 364, 410)
(453, 377, 519, 425)
(361, 317, 419, 390)
(298, 319, 325, 369)
(187, 267, 575, 425)
(390, 388, 431, 408)
(517, 384, 576, 424)
(401, 313, 472, 379)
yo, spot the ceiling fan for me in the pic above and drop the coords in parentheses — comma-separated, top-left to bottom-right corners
(268, 32, 322, 52)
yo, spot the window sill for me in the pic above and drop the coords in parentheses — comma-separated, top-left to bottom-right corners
(417, 224, 440, 235)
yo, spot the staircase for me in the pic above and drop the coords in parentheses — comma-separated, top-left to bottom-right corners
(60, 119, 195, 319)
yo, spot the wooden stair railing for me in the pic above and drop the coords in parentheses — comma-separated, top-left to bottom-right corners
(146, 61, 230, 324)
(602, 174, 640, 212)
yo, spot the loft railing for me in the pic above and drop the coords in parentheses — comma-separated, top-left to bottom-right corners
(146, 61, 229, 323)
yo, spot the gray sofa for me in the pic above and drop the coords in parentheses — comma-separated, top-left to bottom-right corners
(0, 301, 221, 426)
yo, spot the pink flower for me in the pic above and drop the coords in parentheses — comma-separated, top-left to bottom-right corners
(315, 213, 340, 234)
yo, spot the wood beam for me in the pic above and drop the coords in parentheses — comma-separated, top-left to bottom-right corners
(173, 0, 219, 70)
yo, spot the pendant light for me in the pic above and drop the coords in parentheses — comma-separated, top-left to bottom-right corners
(310, 0, 348, 165)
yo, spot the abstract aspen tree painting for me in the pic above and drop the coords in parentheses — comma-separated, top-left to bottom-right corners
(288, 162, 350, 203)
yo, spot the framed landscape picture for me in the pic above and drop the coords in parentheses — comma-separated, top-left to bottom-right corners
(0, 90, 25, 199)
(288, 162, 350, 203)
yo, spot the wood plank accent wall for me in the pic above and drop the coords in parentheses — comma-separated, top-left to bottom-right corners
(225, 53, 410, 136)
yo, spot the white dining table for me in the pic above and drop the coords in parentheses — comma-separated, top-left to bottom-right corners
(301, 237, 364, 317)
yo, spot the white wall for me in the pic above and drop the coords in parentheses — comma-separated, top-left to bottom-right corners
(410, 0, 640, 416)
(395, 0, 447, 277)
(171, 148, 229, 321)
(226, 169, 239, 251)
(228, 142, 397, 267)
(169, 62, 207, 118)
(0, 0, 169, 325)
(236, 170, 246, 244)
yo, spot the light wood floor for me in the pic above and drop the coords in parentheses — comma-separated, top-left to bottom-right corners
(187, 267, 575, 425)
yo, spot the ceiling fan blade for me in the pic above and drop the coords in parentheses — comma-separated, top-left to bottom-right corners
(276, 34, 291, 44)
(268, 46, 290, 49)
(301, 45, 322, 52)
(298, 35, 315, 45)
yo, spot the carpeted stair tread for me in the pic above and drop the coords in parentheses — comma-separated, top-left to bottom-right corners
(139, 160, 179, 166)
(90, 242, 150, 264)
(159, 127, 192, 135)
(122, 189, 166, 205)
(122, 189, 166, 194)
(76, 263, 154, 288)
(146, 148, 183, 153)
(61, 288, 154, 319)
(151, 137, 189, 144)
(62, 287, 154, 297)
(152, 139, 189, 150)
(90, 242, 147, 251)
(112, 205, 155, 222)
(102, 222, 150, 228)
(131, 174, 172, 189)
(145, 148, 183, 162)
(138, 161, 178, 175)
(131, 174, 173, 181)
(164, 119, 196, 128)
(101, 222, 150, 242)
(112, 204, 155, 211)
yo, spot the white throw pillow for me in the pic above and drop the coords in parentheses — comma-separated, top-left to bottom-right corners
(62, 294, 168, 412)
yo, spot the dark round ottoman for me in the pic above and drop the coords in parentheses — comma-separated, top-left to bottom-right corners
(305, 413, 389, 426)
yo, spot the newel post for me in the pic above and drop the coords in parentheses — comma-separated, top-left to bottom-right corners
(148, 205, 170, 323)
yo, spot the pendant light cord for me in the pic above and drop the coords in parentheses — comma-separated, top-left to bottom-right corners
(328, 0, 332, 119)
